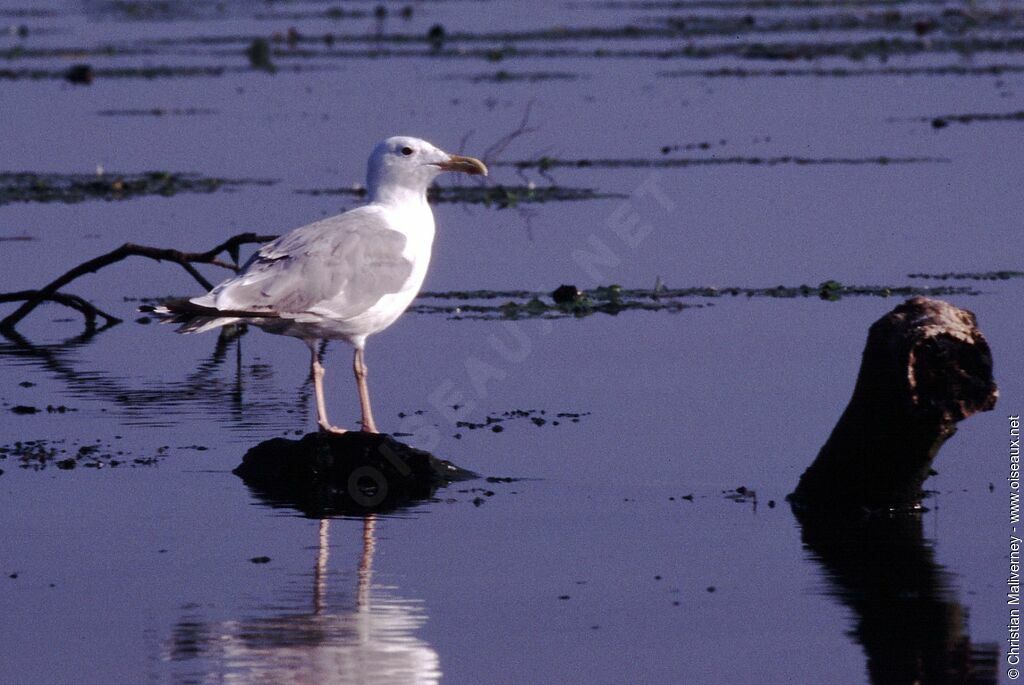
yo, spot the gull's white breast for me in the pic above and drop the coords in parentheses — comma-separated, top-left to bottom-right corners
(316, 201, 436, 347)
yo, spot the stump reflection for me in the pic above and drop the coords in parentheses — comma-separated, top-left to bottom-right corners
(795, 507, 998, 685)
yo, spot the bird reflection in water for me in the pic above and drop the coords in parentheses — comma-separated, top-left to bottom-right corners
(168, 516, 440, 684)
(0, 327, 316, 433)
(795, 508, 998, 685)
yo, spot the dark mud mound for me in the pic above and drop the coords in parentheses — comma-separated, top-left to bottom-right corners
(233, 432, 476, 517)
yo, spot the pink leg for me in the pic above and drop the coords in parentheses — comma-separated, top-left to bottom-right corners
(353, 347, 379, 433)
(310, 344, 346, 434)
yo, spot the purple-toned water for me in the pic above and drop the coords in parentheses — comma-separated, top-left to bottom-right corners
(0, 1, 1021, 682)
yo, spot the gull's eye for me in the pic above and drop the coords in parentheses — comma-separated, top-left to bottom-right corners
(401, 146, 414, 156)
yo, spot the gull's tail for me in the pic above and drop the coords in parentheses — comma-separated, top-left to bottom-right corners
(142, 299, 243, 334)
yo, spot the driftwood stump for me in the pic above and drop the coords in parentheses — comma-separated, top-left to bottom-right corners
(791, 297, 997, 511)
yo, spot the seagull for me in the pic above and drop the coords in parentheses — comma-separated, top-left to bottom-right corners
(156, 136, 487, 434)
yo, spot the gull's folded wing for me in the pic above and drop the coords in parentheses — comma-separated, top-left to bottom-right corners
(193, 206, 413, 322)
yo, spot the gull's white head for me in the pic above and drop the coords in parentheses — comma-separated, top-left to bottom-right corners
(366, 136, 488, 204)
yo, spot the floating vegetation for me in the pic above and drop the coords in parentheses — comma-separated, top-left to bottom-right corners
(253, 7, 370, 21)
(1, 65, 221, 82)
(444, 70, 583, 83)
(96, 107, 217, 117)
(660, 140, 729, 154)
(7, 10, 1024, 76)
(0, 171, 275, 206)
(501, 155, 948, 171)
(0, 438, 165, 471)
(0, 8, 57, 18)
(241, 34, 1024, 63)
(584, 0, 989, 10)
(0, 45, 156, 60)
(647, 8, 1024, 40)
(0, 64, 333, 83)
(912, 110, 1024, 128)
(908, 270, 1024, 281)
(297, 184, 626, 208)
(411, 281, 980, 320)
(85, 0, 221, 21)
(659, 64, 1024, 79)
(146, 6, 1024, 49)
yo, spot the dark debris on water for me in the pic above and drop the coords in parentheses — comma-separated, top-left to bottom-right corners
(453, 408, 592, 432)
(0, 439, 168, 471)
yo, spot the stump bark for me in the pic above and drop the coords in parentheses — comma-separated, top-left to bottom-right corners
(791, 297, 997, 511)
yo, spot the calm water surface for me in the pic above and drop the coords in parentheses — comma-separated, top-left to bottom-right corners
(0, 0, 1021, 682)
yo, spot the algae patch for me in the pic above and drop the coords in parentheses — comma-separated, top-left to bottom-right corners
(298, 184, 625, 208)
(918, 111, 1024, 128)
(444, 70, 583, 83)
(501, 155, 947, 171)
(908, 270, 1024, 281)
(411, 281, 980, 320)
(0, 171, 276, 206)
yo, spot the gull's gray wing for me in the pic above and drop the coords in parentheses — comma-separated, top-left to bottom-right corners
(193, 206, 412, 321)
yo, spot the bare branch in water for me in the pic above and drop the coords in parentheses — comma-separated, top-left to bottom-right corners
(0, 290, 122, 329)
(0, 232, 277, 333)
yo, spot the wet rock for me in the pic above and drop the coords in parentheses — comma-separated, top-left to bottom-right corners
(914, 19, 937, 36)
(234, 431, 475, 517)
(551, 284, 583, 304)
(427, 24, 446, 49)
(64, 64, 93, 84)
(10, 405, 38, 414)
(246, 38, 275, 72)
(791, 298, 997, 512)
